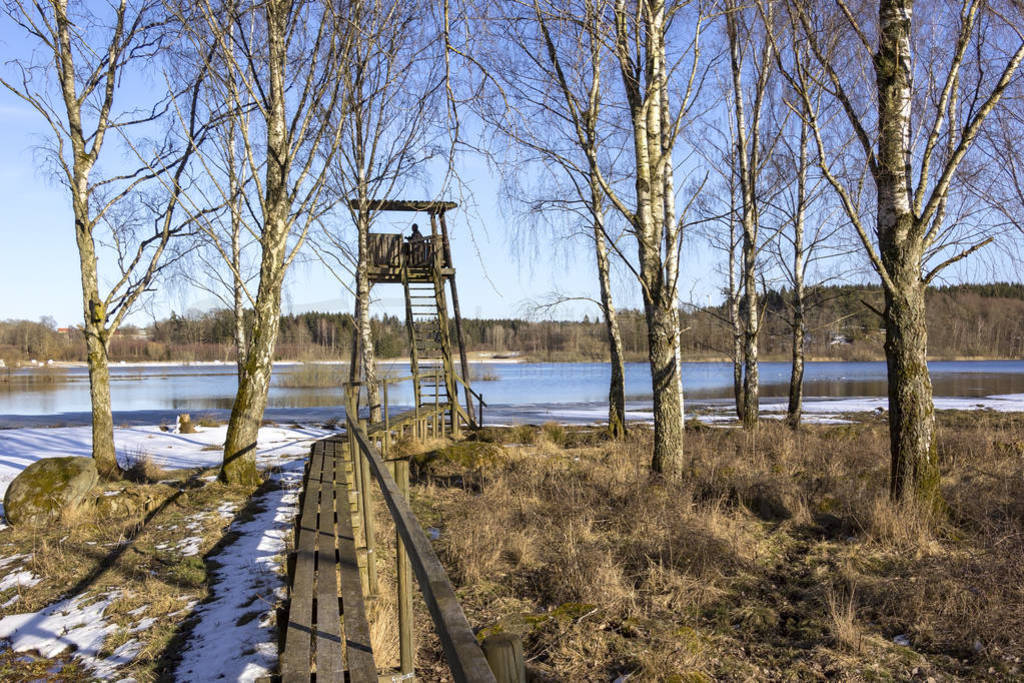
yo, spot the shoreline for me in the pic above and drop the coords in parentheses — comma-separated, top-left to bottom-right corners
(3, 393, 1024, 430)
(16, 354, 527, 370)
(11, 354, 1021, 370)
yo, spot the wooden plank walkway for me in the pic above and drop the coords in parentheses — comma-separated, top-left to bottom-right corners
(281, 392, 504, 682)
(282, 439, 376, 683)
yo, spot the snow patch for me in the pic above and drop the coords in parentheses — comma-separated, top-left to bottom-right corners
(0, 554, 29, 570)
(174, 459, 304, 681)
(0, 424, 332, 499)
(175, 537, 203, 557)
(129, 616, 157, 633)
(216, 502, 238, 519)
(0, 570, 40, 592)
(0, 590, 136, 676)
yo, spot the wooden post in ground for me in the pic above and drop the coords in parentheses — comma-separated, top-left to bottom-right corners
(482, 633, 526, 683)
(383, 381, 390, 456)
(392, 456, 415, 675)
(434, 365, 441, 437)
(359, 416, 379, 597)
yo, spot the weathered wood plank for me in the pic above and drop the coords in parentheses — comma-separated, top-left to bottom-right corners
(316, 446, 344, 682)
(282, 445, 324, 681)
(346, 418, 496, 683)
(346, 198, 457, 213)
(334, 451, 377, 683)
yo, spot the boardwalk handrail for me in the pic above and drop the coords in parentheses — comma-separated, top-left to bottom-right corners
(345, 412, 497, 683)
(453, 372, 487, 407)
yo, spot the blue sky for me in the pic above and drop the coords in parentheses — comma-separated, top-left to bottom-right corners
(0, 89, 668, 327)
(0, 42, 720, 329)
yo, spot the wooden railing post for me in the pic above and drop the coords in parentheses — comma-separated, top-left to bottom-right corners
(482, 633, 526, 683)
(433, 365, 440, 437)
(383, 381, 390, 457)
(359, 416, 379, 597)
(392, 456, 415, 675)
(346, 417, 496, 682)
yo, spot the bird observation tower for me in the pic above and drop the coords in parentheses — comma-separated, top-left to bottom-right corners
(352, 199, 480, 429)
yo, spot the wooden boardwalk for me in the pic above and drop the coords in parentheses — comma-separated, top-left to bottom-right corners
(279, 397, 508, 683)
(282, 438, 375, 682)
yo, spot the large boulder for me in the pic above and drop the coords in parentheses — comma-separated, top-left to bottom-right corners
(3, 457, 99, 526)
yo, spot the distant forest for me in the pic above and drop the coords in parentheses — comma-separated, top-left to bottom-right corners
(3, 282, 1024, 365)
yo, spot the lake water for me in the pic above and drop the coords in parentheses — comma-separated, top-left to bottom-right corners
(2, 359, 1024, 427)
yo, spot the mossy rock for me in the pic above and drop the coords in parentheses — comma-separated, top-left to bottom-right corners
(3, 456, 98, 526)
(414, 441, 503, 473)
(478, 603, 599, 641)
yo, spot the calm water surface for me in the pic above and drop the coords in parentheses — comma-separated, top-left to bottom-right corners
(3, 360, 1024, 422)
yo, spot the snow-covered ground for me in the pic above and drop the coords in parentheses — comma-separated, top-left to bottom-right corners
(0, 422, 330, 680)
(175, 459, 305, 681)
(0, 423, 332, 499)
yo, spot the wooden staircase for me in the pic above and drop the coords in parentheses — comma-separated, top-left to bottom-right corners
(403, 272, 458, 417)
(362, 199, 479, 430)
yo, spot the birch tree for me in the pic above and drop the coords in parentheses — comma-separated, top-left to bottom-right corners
(602, 0, 707, 473)
(766, 117, 849, 427)
(783, 0, 1024, 504)
(723, 0, 781, 428)
(172, 0, 349, 485)
(1, 0, 203, 477)
(472, 0, 630, 438)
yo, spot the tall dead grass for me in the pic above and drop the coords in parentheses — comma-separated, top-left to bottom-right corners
(409, 416, 1024, 679)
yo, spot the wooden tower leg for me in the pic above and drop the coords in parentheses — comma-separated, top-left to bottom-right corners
(439, 210, 477, 428)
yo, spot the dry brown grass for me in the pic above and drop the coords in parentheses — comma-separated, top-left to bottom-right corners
(0, 473, 261, 681)
(825, 581, 862, 652)
(406, 416, 1024, 680)
(121, 448, 174, 482)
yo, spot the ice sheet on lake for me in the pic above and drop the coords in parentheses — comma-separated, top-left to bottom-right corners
(479, 392, 1024, 427)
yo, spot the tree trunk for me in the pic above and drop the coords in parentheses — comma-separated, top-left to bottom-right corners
(787, 293, 805, 428)
(729, 206, 745, 421)
(787, 123, 809, 428)
(222, 0, 289, 487)
(875, 0, 939, 506)
(232, 277, 247, 382)
(741, 238, 759, 428)
(612, 0, 684, 475)
(882, 274, 937, 503)
(222, 266, 282, 487)
(351, 210, 381, 422)
(74, 174, 119, 478)
(84, 325, 118, 477)
(592, 183, 626, 438)
(725, 0, 767, 430)
(228, 121, 248, 382)
(646, 296, 684, 477)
